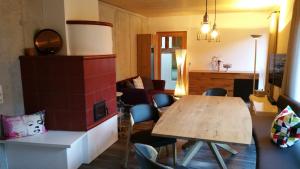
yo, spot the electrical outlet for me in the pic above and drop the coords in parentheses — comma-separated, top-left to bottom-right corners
(0, 85, 3, 104)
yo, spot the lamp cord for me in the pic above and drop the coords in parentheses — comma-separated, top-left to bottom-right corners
(206, 0, 207, 13)
(214, 0, 217, 23)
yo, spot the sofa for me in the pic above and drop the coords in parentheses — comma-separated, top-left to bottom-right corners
(116, 76, 165, 105)
(252, 95, 300, 169)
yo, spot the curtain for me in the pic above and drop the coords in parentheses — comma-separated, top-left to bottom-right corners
(265, 11, 280, 96)
(281, 0, 300, 102)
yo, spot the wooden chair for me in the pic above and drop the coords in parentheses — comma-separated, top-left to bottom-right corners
(134, 143, 187, 169)
(124, 104, 177, 168)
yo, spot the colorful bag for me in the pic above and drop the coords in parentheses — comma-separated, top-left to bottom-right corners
(271, 106, 300, 148)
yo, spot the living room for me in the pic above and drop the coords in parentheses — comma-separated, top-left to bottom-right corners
(0, 0, 299, 169)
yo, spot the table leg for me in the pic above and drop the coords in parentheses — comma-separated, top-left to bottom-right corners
(172, 143, 177, 167)
(181, 141, 203, 166)
(208, 142, 228, 169)
(182, 140, 196, 150)
(216, 143, 238, 155)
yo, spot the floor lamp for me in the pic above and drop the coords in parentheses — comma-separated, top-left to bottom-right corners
(251, 35, 262, 95)
(175, 49, 187, 96)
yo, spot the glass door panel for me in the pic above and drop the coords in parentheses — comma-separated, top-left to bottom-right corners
(161, 53, 177, 89)
(159, 35, 184, 90)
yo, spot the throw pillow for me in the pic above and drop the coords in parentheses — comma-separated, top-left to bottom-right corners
(133, 76, 144, 89)
(125, 81, 135, 89)
(270, 106, 300, 148)
(141, 77, 154, 91)
(1, 110, 47, 139)
(1, 115, 27, 138)
(0, 116, 3, 139)
(23, 112, 46, 136)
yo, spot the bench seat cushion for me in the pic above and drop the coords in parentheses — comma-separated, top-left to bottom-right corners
(252, 115, 300, 169)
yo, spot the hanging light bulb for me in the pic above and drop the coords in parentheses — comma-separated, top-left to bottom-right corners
(210, 23, 219, 39)
(197, 0, 211, 40)
(201, 12, 210, 33)
(201, 0, 210, 33)
(209, 0, 220, 42)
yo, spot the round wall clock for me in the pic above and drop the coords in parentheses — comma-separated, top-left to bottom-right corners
(34, 29, 63, 55)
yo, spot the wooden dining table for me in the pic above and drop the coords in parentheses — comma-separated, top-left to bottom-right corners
(152, 95, 252, 169)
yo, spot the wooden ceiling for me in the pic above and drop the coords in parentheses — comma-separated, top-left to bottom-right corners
(99, 0, 280, 17)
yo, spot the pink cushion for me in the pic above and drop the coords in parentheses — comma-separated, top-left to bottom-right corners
(1, 111, 47, 139)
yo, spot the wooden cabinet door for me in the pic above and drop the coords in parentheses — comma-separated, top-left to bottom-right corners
(189, 77, 233, 96)
(189, 72, 234, 96)
(137, 34, 152, 79)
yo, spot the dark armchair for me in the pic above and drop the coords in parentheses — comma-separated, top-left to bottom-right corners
(116, 76, 165, 105)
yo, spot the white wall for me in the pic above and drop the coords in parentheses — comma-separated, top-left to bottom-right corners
(0, 1, 112, 168)
(65, 0, 99, 21)
(99, 2, 148, 81)
(0, 0, 45, 168)
(43, 0, 101, 55)
(42, 0, 68, 54)
(0, 0, 115, 116)
(149, 12, 269, 89)
(0, 0, 45, 116)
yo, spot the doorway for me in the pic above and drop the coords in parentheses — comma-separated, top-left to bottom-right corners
(156, 31, 187, 91)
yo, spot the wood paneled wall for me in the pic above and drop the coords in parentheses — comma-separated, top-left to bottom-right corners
(99, 2, 148, 81)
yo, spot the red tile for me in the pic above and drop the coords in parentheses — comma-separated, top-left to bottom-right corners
(21, 56, 116, 131)
(85, 93, 96, 112)
(85, 110, 94, 127)
(69, 94, 85, 112)
(67, 77, 84, 94)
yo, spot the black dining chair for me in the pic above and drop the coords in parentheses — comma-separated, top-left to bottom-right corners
(204, 88, 227, 96)
(134, 143, 187, 169)
(124, 104, 177, 168)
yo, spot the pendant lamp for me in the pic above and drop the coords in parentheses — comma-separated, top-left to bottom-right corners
(209, 0, 220, 42)
(197, 0, 210, 40)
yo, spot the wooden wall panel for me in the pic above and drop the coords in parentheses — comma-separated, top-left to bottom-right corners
(130, 16, 143, 76)
(115, 12, 131, 80)
(99, 2, 148, 81)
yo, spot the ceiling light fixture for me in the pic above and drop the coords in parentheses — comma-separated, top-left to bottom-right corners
(197, 0, 210, 40)
(201, 0, 210, 34)
(209, 0, 220, 42)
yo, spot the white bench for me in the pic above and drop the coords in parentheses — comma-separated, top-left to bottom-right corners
(0, 131, 86, 169)
(0, 115, 118, 169)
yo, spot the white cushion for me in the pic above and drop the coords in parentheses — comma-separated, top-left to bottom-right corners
(133, 76, 144, 89)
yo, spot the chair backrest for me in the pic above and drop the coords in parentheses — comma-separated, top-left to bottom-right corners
(153, 93, 174, 108)
(134, 143, 173, 169)
(130, 104, 159, 125)
(205, 88, 227, 96)
(277, 95, 300, 115)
